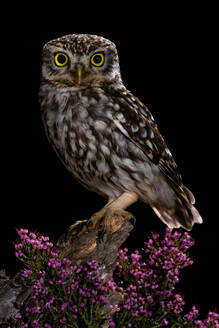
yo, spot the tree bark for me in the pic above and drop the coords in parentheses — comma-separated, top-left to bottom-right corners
(0, 214, 134, 326)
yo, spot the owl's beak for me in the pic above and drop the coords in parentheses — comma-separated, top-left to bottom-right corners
(76, 64, 83, 85)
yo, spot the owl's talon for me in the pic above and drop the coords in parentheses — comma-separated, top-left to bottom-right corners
(69, 220, 87, 235)
(87, 208, 107, 230)
(69, 208, 134, 241)
(130, 216, 137, 226)
(98, 228, 106, 243)
(85, 218, 92, 229)
(99, 208, 133, 241)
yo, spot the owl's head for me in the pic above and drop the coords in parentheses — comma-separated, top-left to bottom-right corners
(41, 34, 122, 88)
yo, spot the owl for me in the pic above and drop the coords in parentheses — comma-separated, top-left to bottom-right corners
(39, 34, 202, 236)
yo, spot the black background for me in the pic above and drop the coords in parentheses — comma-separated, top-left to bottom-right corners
(1, 3, 218, 317)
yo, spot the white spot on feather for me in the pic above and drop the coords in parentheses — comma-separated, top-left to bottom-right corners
(140, 128, 147, 138)
(100, 95, 108, 103)
(88, 142, 96, 152)
(114, 103, 120, 111)
(86, 151, 95, 160)
(94, 120, 107, 130)
(78, 138, 86, 149)
(146, 140, 153, 149)
(78, 108, 88, 120)
(81, 96, 88, 104)
(100, 144, 110, 156)
(89, 97, 98, 105)
(115, 112, 126, 123)
(122, 158, 136, 171)
(150, 130, 154, 139)
(131, 125, 139, 133)
(113, 119, 130, 138)
(165, 148, 172, 156)
(97, 160, 110, 174)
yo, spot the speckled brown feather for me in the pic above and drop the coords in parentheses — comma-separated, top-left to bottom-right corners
(40, 34, 202, 231)
(101, 85, 201, 230)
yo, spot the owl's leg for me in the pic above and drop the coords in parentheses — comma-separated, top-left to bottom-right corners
(88, 192, 138, 240)
(104, 197, 115, 207)
(104, 192, 138, 211)
(84, 198, 114, 229)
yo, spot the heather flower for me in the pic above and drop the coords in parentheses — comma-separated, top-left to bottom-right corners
(14, 312, 22, 319)
(61, 302, 68, 311)
(13, 229, 117, 327)
(162, 318, 168, 325)
(23, 269, 32, 278)
(186, 305, 199, 321)
(21, 323, 28, 328)
(15, 242, 23, 249)
(60, 316, 66, 323)
(44, 296, 55, 309)
(13, 227, 219, 328)
(131, 250, 141, 263)
(112, 228, 218, 328)
(107, 278, 116, 291)
(15, 249, 23, 258)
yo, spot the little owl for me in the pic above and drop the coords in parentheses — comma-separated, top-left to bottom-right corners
(39, 34, 202, 236)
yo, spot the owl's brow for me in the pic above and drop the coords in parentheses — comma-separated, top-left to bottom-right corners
(47, 38, 113, 56)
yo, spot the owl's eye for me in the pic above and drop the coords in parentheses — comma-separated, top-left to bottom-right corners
(90, 53, 105, 67)
(54, 52, 69, 67)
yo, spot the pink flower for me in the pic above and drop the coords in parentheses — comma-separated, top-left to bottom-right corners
(21, 323, 28, 328)
(14, 228, 219, 328)
(23, 269, 32, 278)
(131, 251, 141, 263)
(61, 302, 68, 311)
(14, 312, 22, 319)
(107, 279, 115, 291)
(15, 250, 23, 258)
(15, 243, 23, 249)
(29, 232, 36, 239)
(162, 318, 168, 325)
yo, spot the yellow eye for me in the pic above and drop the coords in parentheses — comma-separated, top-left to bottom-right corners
(54, 52, 69, 67)
(90, 53, 105, 67)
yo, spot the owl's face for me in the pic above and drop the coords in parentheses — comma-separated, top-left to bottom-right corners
(41, 34, 122, 88)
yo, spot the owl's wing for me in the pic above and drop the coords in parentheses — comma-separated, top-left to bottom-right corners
(110, 88, 183, 189)
(107, 87, 202, 230)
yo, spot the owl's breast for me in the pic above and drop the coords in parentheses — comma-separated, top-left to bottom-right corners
(43, 89, 116, 184)
(41, 87, 162, 201)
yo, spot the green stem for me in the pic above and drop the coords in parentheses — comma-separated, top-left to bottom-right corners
(79, 309, 91, 327)
(117, 311, 129, 327)
(151, 311, 168, 328)
(89, 300, 93, 324)
(66, 313, 80, 328)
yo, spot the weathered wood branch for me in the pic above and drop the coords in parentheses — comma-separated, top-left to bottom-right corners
(0, 214, 134, 326)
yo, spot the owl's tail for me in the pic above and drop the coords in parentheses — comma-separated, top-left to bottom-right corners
(152, 185, 203, 231)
